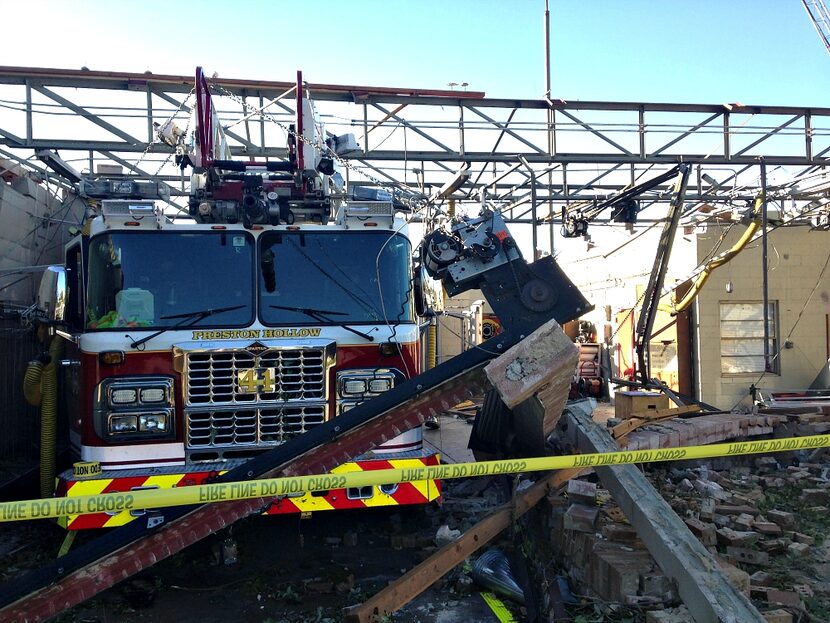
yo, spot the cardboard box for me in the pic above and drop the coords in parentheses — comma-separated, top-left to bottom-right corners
(614, 391, 670, 419)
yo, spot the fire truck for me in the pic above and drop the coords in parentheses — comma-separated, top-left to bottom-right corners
(34, 69, 441, 529)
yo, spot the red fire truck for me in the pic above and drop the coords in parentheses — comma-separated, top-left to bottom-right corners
(35, 69, 441, 529)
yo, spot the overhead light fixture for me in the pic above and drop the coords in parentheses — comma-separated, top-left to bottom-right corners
(36, 149, 81, 183)
(701, 173, 719, 187)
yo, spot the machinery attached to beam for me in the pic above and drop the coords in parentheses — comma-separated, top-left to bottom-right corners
(423, 208, 592, 336)
(422, 208, 593, 458)
(561, 164, 691, 239)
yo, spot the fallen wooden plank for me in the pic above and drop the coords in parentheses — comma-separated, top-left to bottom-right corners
(612, 411, 682, 440)
(344, 467, 583, 623)
(611, 404, 701, 440)
(627, 404, 701, 420)
(565, 404, 765, 623)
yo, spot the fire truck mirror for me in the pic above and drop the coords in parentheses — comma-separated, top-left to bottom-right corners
(37, 266, 68, 325)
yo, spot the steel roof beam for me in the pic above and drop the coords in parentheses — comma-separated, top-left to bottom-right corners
(32, 85, 142, 146)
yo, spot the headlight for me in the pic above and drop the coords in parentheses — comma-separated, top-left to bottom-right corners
(337, 369, 398, 399)
(109, 414, 138, 434)
(103, 378, 174, 408)
(95, 377, 175, 441)
(139, 413, 168, 432)
(342, 379, 367, 395)
(368, 378, 392, 393)
(139, 388, 166, 403)
(111, 388, 137, 404)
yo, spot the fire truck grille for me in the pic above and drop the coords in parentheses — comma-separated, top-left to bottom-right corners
(186, 405, 326, 450)
(186, 348, 326, 404)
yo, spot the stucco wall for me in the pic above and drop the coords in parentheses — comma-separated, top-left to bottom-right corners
(0, 177, 82, 306)
(694, 224, 830, 409)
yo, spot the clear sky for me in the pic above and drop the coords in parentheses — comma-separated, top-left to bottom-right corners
(4, 0, 829, 106)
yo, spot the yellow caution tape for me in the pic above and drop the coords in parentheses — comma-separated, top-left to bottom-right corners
(0, 434, 826, 523)
(72, 462, 102, 479)
(480, 592, 519, 623)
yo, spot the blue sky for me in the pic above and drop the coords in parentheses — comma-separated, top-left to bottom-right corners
(5, 0, 829, 106)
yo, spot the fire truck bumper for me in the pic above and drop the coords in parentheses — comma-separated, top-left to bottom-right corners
(54, 450, 441, 530)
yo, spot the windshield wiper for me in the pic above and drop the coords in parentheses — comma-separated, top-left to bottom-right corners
(269, 304, 376, 342)
(129, 304, 247, 349)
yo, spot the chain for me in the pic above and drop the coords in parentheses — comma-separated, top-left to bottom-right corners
(130, 89, 195, 177)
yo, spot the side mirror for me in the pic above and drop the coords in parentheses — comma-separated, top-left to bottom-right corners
(37, 266, 67, 324)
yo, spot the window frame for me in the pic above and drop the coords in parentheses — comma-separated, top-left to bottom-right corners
(719, 300, 780, 376)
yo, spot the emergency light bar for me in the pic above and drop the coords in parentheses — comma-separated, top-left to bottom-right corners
(336, 201, 395, 228)
(101, 200, 165, 228)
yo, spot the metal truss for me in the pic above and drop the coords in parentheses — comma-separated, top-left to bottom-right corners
(1, 66, 828, 243)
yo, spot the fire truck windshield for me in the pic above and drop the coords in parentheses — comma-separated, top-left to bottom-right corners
(259, 231, 414, 325)
(86, 232, 255, 329)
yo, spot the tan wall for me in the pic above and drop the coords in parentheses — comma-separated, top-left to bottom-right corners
(694, 224, 830, 409)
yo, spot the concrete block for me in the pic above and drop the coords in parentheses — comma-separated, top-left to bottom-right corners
(716, 527, 759, 546)
(752, 521, 782, 536)
(788, 542, 810, 556)
(726, 546, 769, 567)
(794, 531, 816, 545)
(765, 589, 804, 609)
(683, 517, 716, 546)
(566, 479, 597, 505)
(762, 609, 793, 623)
(734, 513, 755, 530)
(758, 539, 788, 555)
(563, 504, 599, 533)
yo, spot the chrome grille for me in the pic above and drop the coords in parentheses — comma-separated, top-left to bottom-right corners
(187, 405, 326, 448)
(186, 348, 326, 404)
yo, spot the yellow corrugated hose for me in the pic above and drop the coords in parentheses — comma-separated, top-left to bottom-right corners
(23, 335, 64, 497)
(38, 337, 63, 498)
(674, 198, 762, 314)
(23, 361, 44, 407)
(426, 321, 437, 370)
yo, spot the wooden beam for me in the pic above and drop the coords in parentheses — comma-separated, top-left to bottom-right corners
(344, 467, 582, 623)
(565, 405, 765, 623)
(612, 405, 701, 440)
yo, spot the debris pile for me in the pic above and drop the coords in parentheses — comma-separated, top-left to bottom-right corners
(544, 447, 830, 622)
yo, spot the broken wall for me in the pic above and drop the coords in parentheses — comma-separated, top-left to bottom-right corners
(0, 175, 83, 306)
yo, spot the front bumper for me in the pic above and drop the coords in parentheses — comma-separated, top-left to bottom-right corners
(55, 449, 441, 530)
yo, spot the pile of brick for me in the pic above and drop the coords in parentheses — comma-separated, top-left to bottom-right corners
(545, 447, 829, 622)
(619, 412, 781, 450)
(547, 479, 677, 607)
(655, 453, 829, 621)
